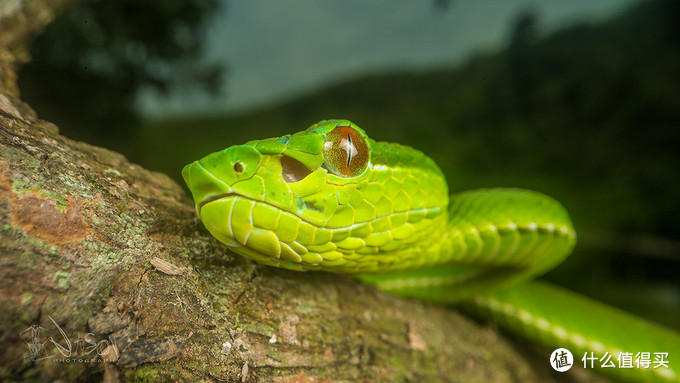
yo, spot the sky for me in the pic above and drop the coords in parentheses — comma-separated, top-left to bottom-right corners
(138, 0, 639, 118)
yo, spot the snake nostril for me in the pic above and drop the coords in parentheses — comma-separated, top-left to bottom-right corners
(233, 162, 244, 173)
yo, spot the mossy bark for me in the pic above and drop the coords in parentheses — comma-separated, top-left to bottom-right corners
(0, 1, 605, 382)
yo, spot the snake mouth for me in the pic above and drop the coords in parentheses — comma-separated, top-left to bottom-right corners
(197, 193, 236, 213)
(198, 192, 323, 229)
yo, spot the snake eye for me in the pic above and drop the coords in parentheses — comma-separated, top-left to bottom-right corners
(322, 126, 369, 177)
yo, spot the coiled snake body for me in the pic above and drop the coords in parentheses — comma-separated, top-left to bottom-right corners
(183, 120, 679, 382)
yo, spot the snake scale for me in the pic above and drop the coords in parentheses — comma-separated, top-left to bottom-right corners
(183, 120, 680, 382)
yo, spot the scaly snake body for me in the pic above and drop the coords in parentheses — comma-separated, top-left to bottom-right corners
(183, 120, 679, 382)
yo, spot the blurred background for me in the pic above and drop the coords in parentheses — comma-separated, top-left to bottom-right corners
(19, 0, 680, 329)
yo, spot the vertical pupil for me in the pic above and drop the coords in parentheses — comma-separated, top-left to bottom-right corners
(323, 126, 368, 178)
(346, 133, 353, 168)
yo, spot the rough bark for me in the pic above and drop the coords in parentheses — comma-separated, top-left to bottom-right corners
(0, 1, 604, 382)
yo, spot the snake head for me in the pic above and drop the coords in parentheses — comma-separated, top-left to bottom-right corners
(183, 120, 448, 273)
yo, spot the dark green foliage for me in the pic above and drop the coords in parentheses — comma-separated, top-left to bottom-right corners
(18, 0, 223, 154)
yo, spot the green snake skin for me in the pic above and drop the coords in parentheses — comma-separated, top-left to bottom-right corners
(183, 120, 680, 382)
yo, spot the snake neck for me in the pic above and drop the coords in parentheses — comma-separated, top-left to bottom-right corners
(441, 188, 575, 285)
(362, 188, 577, 299)
(441, 188, 576, 270)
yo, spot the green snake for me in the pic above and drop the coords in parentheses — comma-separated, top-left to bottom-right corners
(183, 119, 679, 382)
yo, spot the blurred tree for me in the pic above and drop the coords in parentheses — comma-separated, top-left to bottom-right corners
(509, 8, 538, 47)
(18, 0, 224, 155)
(661, 0, 680, 44)
(433, 0, 454, 12)
(507, 9, 540, 119)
